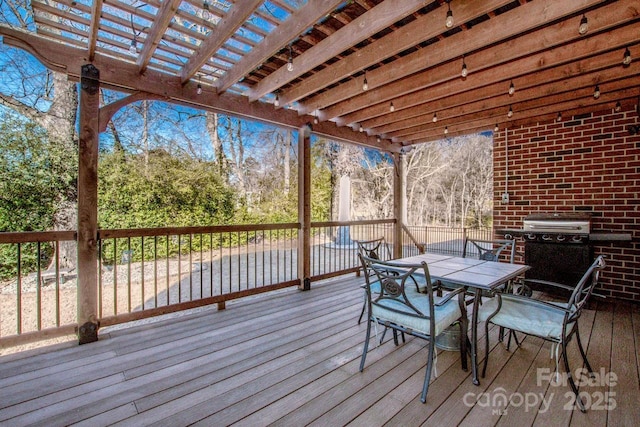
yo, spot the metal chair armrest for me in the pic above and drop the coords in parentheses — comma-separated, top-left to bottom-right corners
(523, 278, 575, 292)
(498, 293, 572, 314)
(433, 285, 466, 306)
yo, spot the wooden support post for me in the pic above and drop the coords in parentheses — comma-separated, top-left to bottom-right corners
(393, 152, 404, 259)
(298, 124, 312, 290)
(77, 64, 100, 344)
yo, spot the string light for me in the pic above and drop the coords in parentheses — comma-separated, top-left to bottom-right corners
(444, 126, 449, 135)
(287, 44, 293, 72)
(623, 47, 632, 66)
(313, 113, 319, 125)
(432, 112, 438, 123)
(377, 137, 381, 143)
(507, 105, 513, 118)
(389, 101, 395, 112)
(202, 1, 211, 20)
(578, 14, 588, 35)
(615, 101, 622, 112)
(274, 93, 280, 107)
(129, 37, 137, 54)
(494, 123, 499, 132)
(362, 71, 368, 91)
(461, 56, 468, 78)
(557, 112, 562, 122)
(359, 124, 364, 132)
(197, 83, 202, 95)
(445, 0, 453, 28)
(508, 80, 515, 96)
(593, 85, 600, 99)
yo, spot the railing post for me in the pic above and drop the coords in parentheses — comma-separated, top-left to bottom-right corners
(297, 124, 311, 290)
(393, 152, 404, 259)
(77, 64, 100, 344)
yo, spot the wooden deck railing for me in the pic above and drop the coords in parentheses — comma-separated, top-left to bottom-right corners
(0, 221, 485, 348)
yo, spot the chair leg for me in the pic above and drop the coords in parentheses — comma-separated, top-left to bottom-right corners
(561, 339, 587, 412)
(482, 321, 491, 378)
(359, 318, 373, 372)
(459, 317, 468, 371)
(358, 299, 366, 324)
(575, 326, 594, 374)
(421, 339, 436, 403)
(506, 329, 520, 351)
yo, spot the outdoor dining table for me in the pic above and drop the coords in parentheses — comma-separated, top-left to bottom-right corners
(392, 253, 530, 386)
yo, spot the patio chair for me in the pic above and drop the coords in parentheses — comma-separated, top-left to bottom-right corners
(354, 237, 392, 324)
(462, 237, 516, 263)
(478, 255, 606, 412)
(358, 254, 468, 403)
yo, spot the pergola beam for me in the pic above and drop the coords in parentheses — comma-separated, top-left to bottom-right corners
(246, 0, 427, 102)
(306, 0, 603, 119)
(216, 0, 344, 94)
(282, 0, 512, 110)
(0, 25, 398, 152)
(137, 0, 182, 73)
(346, 16, 639, 131)
(402, 87, 640, 144)
(379, 48, 639, 138)
(180, 0, 263, 84)
(87, 0, 103, 61)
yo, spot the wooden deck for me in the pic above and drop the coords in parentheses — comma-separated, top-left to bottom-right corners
(1, 275, 639, 426)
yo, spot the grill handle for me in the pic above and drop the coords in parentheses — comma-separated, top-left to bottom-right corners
(527, 224, 585, 231)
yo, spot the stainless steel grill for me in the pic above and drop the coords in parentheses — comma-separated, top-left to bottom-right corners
(522, 212, 593, 292)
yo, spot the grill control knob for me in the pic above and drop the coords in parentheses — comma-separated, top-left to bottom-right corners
(526, 233, 536, 240)
(557, 234, 566, 242)
(572, 235, 584, 243)
(542, 234, 552, 241)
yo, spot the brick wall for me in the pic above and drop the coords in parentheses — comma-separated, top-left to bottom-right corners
(493, 105, 640, 301)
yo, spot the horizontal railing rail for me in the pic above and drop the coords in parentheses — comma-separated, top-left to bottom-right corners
(1, 221, 492, 349)
(403, 225, 494, 256)
(310, 219, 395, 280)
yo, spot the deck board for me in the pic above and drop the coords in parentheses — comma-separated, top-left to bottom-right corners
(0, 275, 638, 427)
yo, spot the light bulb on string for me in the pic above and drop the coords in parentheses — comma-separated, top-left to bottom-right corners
(578, 14, 588, 35)
(623, 47, 632, 66)
(389, 101, 395, 112)
(445, 1, 453, 28)
(287, 44, 293, 72)
(274, 93, 280, 107)
(202, 1, 211, 21)
(494, 123, 499, 132)
(362, 72, 368, 91)
(129, 37, 137, 54)
(507, 105, 513, 118)
(508, 80, 515, 96)
(197, 83, 202, 95)
(444, 126, 449, 135)
(461, 56, 468, 78)
(593, 85, 600, 99)
(615, 101, 622, 112)
(432, 112, 438, 123)
(557, 112, 562, 122)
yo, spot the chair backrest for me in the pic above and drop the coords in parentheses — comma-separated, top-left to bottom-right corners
(462, 238, 516, 263)
(566, 255, 606, 320)
(358, 253, 436, 322)
(355, 237, 391, 261)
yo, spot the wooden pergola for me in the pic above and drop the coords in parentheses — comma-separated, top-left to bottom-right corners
(0, 0, 638, 344)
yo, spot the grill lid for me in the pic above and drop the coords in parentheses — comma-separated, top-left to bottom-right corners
(523, 212, 591, 234)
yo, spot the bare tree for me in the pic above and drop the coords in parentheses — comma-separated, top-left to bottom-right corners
(0, 1, 78, 267)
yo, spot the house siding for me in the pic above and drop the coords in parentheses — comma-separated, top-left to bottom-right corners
(493, 105, 640, 301)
